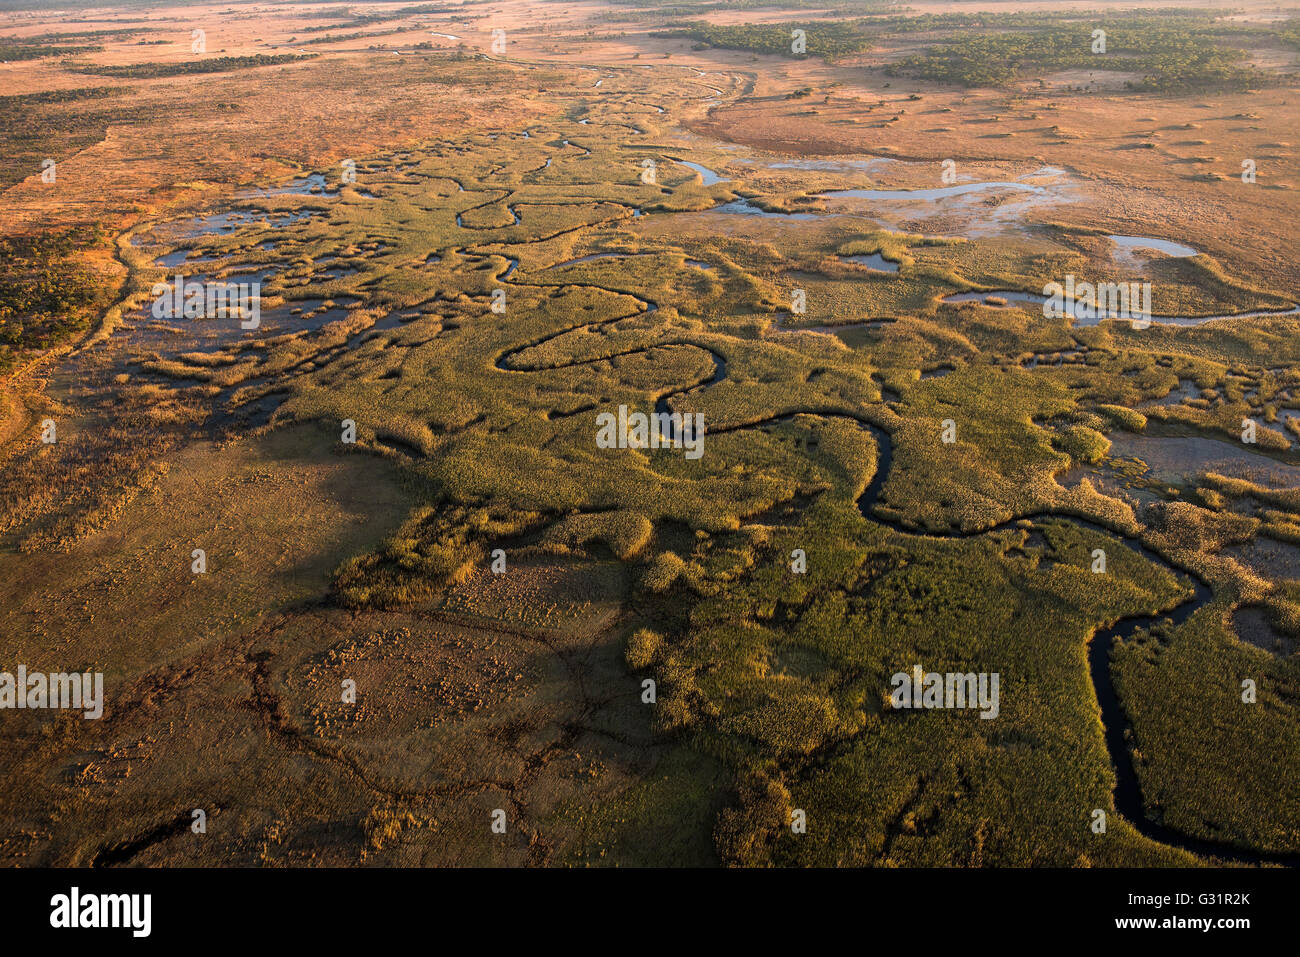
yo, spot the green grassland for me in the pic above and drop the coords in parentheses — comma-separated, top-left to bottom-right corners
(6, 52, 1300, 866)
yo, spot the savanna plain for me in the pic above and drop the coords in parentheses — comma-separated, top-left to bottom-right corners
(1, 0, 1298, 868)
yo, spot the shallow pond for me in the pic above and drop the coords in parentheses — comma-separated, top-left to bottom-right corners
(676, 160, 729, 186)
(1108, 432, 1300, 490)
(1221, 535, 1300, 583)
(1232, 606, 1296, 656)
(707, 198, 820, 219)
(1108, 234, 1198, 265)
(818, 181, 1045, 202)
(171, 208, 320, 240)
(236, 172, 336, 199)
(941, 291, 1299, 327)
(841, 253, 898, 273)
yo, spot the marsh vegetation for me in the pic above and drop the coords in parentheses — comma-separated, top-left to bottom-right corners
(1, 0, 1298, 869)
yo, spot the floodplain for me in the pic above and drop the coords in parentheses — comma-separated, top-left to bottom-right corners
(1, 0, 1298, 868)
